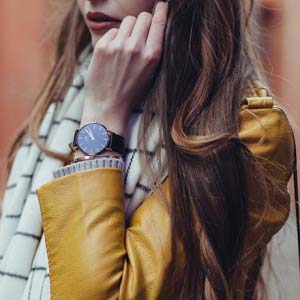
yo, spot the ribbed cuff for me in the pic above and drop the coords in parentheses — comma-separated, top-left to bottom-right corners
(53, 157, 124, 179)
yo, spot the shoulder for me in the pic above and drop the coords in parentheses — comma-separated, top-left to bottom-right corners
(237, 93, 296, 245)
(238, 93, 295, 182)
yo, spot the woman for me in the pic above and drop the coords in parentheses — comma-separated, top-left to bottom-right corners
(0, 0, 296, 299)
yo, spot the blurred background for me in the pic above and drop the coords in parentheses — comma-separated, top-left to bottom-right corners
(0, 0, 299, 297)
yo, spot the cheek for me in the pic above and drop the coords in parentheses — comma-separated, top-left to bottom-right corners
(121, 0, 157, 15)
(139, 0, 157, 11)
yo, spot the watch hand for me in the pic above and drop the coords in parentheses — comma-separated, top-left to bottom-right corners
(87, 128, 95, 140)
(87, 127, 95, 140)
(84, 128, 93, 140)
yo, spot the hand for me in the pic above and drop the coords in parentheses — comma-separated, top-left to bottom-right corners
(81, 1, 169, 136)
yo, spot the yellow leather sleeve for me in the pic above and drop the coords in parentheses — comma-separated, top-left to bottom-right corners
(238, 105, 295, 246)
(37, 168, 172, 300)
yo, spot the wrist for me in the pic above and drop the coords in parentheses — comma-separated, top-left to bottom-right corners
(81, 105, 129, 137)
(73, 149, 123, 161)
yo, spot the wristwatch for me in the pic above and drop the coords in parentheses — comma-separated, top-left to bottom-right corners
(70, 122, 126, 157)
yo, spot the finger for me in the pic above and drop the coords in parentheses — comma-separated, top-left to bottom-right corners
(146, 2, 168, 49)
(97, 28, 119, 46)
(114, 16, 136, 42)
(130, 12, 153, 44)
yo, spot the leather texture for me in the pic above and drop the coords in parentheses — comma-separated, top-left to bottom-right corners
(37, 95, 295, 300)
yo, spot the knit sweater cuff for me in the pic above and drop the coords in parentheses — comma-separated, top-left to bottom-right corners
(53, 157, 124, 179)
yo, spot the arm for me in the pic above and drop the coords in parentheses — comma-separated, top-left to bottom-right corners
(37, 168, 172, 300)
(37, 4, 170, 299)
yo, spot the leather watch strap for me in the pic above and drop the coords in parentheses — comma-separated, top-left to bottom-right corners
(107, 131, 126, 157)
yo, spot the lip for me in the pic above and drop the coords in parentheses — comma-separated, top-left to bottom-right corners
(87, 20, 121, 33)
(87, 11, 120, 22)
(86, 11, 121, 33)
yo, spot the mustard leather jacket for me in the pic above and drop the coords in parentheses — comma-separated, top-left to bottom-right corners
(36, 93, 295, 300)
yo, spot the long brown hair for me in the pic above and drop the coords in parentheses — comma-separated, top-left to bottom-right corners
(8, 0, 275, 299)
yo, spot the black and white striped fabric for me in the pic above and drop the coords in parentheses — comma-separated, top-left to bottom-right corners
(0, 43, 167, 300)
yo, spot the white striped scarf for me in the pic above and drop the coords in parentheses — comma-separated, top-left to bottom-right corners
(0, 43, 167, 300)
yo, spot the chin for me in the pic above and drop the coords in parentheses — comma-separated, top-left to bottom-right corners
(91, 34, 103, 48)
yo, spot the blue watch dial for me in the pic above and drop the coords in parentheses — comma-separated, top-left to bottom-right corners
(75, 123, 110, 155)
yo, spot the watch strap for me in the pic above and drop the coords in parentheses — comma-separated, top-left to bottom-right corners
(107, 131, 126, 156)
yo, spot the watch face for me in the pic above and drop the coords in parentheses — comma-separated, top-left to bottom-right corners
(75, 123, 110, 155)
